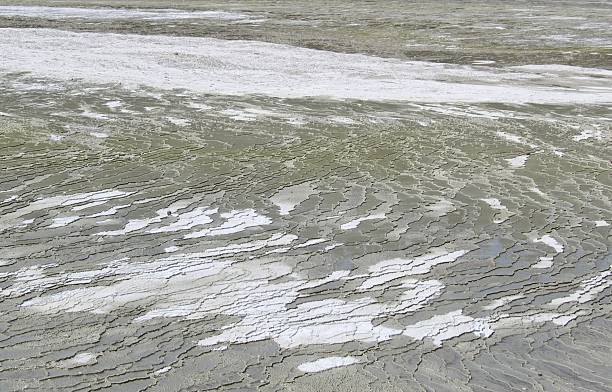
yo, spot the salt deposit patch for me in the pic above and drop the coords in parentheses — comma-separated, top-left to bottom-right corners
(87, 204, 130, 218)
(270, 182, 316, 216)
(512, 64, 612, 78)
(294, 238, 327, 248)
(2, 28, 611, 104)
(534, 235, 564, 253)
(0, 189, 131, 231)
(166, 117, 190, 126)
(72, 200, 108, 211)
(298, 357, 360, 373)
(496, 131, 538, 148)
(572, 129, 602, 141)
(0, 6, 252, 21)
(96, 200, 219, 236)
(197, 281, 436, 349)
(328, 116, 356, 124)
(341, 213, 386, 230)
(426, 199, 455, 217)
(505, 155, 529, 168)
(58, 352, 97, 368)
(357, 249, 467, 291)
(48, 216, 79, 228)
(480, 198, 507, 210)
(8, 241, 458, 349)
(549, 269, 612, 306)
(184, 209, 271, 239)
(15, 233, 298, 310)
(403, 310, 493, 347)
(104, 100, 122, 109)
(480, 198, 512, 223)
(495, 312, 580, 328)
(483, 294, 526, 310)
(530, 187, 547, 197)
(148, 207, 217, 233)
(531, 235, 563, 270)
(2, 195, 18, 203)
(154, 366, 172, 375)
(533, 256, 554, 269)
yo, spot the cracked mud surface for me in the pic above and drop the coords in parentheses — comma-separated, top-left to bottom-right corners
(0, 1, 611, 391)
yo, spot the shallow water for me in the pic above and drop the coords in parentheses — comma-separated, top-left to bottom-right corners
(0, 1, 611, 391)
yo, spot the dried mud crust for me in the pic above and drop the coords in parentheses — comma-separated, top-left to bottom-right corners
(0, 1, 611, 391)
(0, 0, 611, 68)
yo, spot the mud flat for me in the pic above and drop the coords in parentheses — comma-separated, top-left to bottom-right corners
(0, 1, 611, 391)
